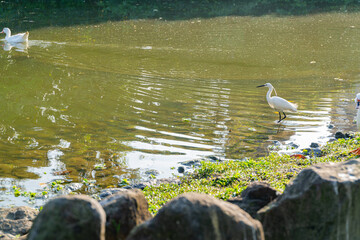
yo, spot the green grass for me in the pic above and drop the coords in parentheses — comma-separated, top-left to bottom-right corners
(143, 135, 360, 215)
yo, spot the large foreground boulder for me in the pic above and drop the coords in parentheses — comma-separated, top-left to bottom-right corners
(27, 195, 106, 240)
(258, 159, 360, 240)
(227, 182, 278, 218)
(126, 192, 264, 240)
(0, 206, 38, 239)
(100, 189, 152, 240)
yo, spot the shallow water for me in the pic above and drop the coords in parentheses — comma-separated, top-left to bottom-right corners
(0, 13, 360, 206)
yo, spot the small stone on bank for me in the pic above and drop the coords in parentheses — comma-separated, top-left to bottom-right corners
(310, 142, 319, 148)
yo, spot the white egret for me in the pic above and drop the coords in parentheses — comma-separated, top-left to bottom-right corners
(355, 93, 360, 129)
(257, 83, 297, 123)
(351, 93, 360, 155)
(0, 28, 29, 43)
(345, 93, 360, 156)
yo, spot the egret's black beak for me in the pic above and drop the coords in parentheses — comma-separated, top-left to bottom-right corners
(257, 84, 266, 88)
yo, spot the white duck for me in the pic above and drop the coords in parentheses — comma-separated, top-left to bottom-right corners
(0, 28, 29, 43)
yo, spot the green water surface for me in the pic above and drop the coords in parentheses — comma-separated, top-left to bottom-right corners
(0, 13, 359, 206)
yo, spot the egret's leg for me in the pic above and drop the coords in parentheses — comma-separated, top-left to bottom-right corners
(277, 112, 282, 123)
(278, 112, 287, 123)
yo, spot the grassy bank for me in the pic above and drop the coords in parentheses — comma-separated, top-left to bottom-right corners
(8, 133, 360, 213)
(143, 135, 359, 214)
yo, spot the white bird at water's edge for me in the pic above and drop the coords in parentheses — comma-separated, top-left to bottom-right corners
(349, 93, 360, 155)
(257, 83, 298, 123)
(354, 93, 360, 129)
(0, 28, 29, 43)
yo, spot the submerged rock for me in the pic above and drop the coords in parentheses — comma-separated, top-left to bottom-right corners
(335, 131, 346, 139)
(129, 182, 151, 190)
(100, 189, 152, 240)
(0, 206, 38, 239)
(272, 140, 282, 146)
(258, 159, 360, 240)
(309, 142, 319, 148)
(302, 148, 322, 157)
(334, 131, 354, 139)
(122, 178, 180, 191)
(99, 188, 129, 199)
(144, 169, 160, 176)
(179, 159, 202, 167)
(27, 195, 106, 240)
(127, 192, 264, 240)
(64, 182, 83, 192)
(206, 155, 223, 161)
(178, 156, 223, 170)
(177, 166, 185, 173)
(287, 142, 299, 149)
(227, 182, 278, 218)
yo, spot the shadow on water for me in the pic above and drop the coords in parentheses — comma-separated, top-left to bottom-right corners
(1, 1, 360, 32)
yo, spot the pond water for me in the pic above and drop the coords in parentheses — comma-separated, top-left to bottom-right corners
(1, 13, 360, 206)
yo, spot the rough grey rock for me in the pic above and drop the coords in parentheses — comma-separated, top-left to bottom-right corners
(27, 195, 106, 240)
(0, 206, 38, 239)
(127, 192, 264, 240)
(100, 189, 152, 240)
(227, 182, 278, 218)
(258, 159, 360, 240)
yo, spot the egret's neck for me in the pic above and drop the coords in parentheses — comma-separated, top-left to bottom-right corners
(266, 86, 273, 102)
(356, 108, 360, 129)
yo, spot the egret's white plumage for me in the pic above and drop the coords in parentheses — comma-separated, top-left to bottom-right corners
(355, 93, 360, 129)
(257, 83, 297, 123)
(0, 28, 29, 43)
